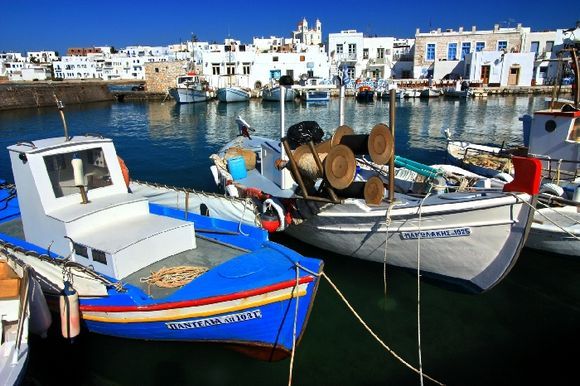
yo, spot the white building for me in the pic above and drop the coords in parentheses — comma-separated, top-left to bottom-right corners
(328, 30, 404, 81)
(197, 38, 330, 89)
(27, 51, 59, 63)
(292, 18, 322, 46)
(465, 51, 535, 86)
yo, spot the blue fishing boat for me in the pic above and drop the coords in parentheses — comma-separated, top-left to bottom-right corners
(0, 133, 322, 361)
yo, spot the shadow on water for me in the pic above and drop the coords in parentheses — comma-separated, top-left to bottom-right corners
(2, 95, 577, 385)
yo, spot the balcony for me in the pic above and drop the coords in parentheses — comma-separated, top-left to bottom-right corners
(336, 53, 358, 62)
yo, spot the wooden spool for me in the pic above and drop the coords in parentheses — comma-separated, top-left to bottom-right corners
(334, 176, 384, 205)
(336, 123, 394, 165)
(330, 125, 355, 147)
(293, 143, 328, 180)
(363, 176, 385, 205)
(324, 144, 356, 190)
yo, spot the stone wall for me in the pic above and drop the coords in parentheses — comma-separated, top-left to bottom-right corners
(0, 82, 113, 110)
(144, 61, 187, 93)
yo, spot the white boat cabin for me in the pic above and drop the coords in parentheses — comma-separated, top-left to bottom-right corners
(528, 109, 579, 176)
(8, 136, 195, 280)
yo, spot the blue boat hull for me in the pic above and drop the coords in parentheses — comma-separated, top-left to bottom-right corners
(0, 185, 322, 360)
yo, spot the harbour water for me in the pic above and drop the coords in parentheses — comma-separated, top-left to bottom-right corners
(1, 96, 578, 385)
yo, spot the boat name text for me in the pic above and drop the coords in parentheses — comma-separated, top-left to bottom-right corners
(165, 309, 262, 330)
(400, 227, 472, 240)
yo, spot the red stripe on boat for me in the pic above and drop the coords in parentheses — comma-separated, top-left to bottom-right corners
(80, 276, 315, 312)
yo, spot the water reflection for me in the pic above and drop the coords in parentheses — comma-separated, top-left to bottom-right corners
(0, 95, 547, 187)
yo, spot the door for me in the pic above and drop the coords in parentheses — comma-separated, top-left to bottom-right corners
(481, 65, 490, 84)
(508, 66, 520, 85)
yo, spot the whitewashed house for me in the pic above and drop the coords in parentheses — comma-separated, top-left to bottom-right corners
(464, 50, 535, 86)
(26, 51, 59, 63)
(328, 30, 364, 81)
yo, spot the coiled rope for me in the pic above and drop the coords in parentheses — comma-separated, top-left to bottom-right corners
(140, 266, 208, 294)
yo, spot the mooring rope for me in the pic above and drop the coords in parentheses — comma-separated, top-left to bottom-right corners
(287, 264, 301, 386)
(416, 191, 432, 386)
(383, 201, 396, 297)
(511, 194, 580, 240)
(320, 270, 445, 386)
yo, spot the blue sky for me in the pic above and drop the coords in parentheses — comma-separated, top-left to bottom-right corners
(1, 0, 578, 54)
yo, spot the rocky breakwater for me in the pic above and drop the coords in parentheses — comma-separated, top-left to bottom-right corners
(0, 81, 113, 111)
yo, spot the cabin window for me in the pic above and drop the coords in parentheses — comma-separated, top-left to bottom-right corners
(91, 249, 107, 265)
(73, 243, 88, 259)
(44, 147, 112, 198)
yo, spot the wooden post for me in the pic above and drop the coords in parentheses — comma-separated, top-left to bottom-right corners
(388, 89, 396, 203)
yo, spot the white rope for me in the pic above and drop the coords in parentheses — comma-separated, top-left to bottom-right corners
(320, 271, 445, 386)
(383, 201, 395, 297)
(416, 192, 432, 386)
(238, 199, 250, 236)
(511, 194, 580, 240)
(287, 264, 300, 386)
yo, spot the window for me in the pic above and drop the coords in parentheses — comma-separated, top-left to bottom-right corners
(447, 43, 457, 60)
(497, 41, 508, 51)
(377, 48, 384, 59)
(530, 41, 539, 55)
(300, 55, 305, 62)
(475, 42, 485, 52)
(73, 243, 88, 259)
(44, 148, 112, 198)
(545, 41, 554, 52)
(461, 42, 471, 59)
(92, 249, 107, 265)
(273, 56, 279, 62)
(336, 44, 343, 54)
(212, 63, 220, 75)
(363, 48, 369, 59)
(242, 63, 251, 75)
(348, 43, 356, 55)
(226, 63, 235, 75)
(539, 66, 547, 78)
(426, 43, 435, 61)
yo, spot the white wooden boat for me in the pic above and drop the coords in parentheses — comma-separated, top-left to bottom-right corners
(300, 78, 331, 102)
(209, 84, 543, 292)
(262, 86, 295, 102)
(446, 140, 515, 178)
(217, 86, 250, 103)
(419, 88, 442, 98)
(169, 74, 209, 103)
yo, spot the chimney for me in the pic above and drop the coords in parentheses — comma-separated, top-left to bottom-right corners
(472, 26, 476, 32)
(494, 24, 499, 32)
(459, 26, 464, 33)
(436, 28, 441, 33)
(416, 27, 420, 35)
(516, 23, 522, 30)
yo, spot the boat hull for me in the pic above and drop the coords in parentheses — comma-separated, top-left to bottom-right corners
(217, 88, 250, 103)
(285, 193, 533, 292)
(526, 206, 580, 257)
(302, 91, 330, 102)
(262, 87, 295, 102)
(355, 90, 374, 102)
(0, 186, 322, 360)
(169, 88, 208, 104)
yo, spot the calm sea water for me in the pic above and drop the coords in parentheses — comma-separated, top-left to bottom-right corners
(1, 96, 578, 386)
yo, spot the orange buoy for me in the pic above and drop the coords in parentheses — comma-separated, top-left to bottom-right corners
(118, 156, 130, 187)
(59, 281, 80, 339)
